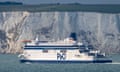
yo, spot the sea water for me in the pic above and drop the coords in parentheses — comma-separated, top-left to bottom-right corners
(0, 54, 120, 72)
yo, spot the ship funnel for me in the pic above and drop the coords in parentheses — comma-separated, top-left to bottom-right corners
(69, 32, 77, 41)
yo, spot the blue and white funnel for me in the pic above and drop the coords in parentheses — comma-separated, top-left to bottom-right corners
(69, 32, 77, 41)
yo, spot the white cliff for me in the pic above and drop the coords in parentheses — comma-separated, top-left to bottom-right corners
(0, 11, 120, 54)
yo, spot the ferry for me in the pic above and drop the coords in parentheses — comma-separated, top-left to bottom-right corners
(18, 33, 112, 63)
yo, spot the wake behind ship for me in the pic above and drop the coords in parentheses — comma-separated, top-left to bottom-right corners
(18, 33, 112, 63)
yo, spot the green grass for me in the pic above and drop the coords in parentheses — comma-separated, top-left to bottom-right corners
(0, 4, 120, 13)
(0, 54, 120, 72)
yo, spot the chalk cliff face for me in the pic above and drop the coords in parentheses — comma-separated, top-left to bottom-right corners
(0, 12, 120, 54)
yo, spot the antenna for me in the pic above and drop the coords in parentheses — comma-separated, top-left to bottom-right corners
(35, 35, 39, 41)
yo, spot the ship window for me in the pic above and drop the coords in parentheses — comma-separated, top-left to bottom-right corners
(42, 49, 48, 53)
(60, 50, 66, 53)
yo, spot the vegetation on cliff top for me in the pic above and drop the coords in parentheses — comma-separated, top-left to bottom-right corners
(0, 3, 120, 13)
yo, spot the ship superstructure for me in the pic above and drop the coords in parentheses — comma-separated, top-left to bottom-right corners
(19, 33, 112, 63)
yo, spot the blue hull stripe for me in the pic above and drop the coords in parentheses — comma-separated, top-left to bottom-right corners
(20, 60, 112, 63)
(24, 45, 88, 48)
(25, 45, 79, 47)
(24, 47, 79, 50)
(24, 45, 90, 50)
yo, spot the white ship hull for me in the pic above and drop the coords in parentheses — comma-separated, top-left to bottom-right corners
(19, 45, 112, 63)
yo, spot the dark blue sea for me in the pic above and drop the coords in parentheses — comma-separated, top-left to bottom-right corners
(0, 54, 120, 72)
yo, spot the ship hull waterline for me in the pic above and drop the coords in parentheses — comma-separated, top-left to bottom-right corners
(20, 59, 112, 63)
